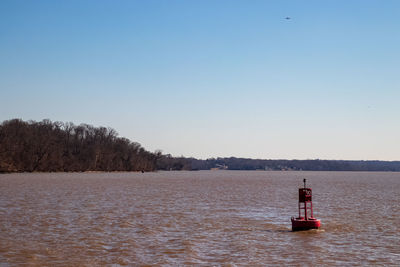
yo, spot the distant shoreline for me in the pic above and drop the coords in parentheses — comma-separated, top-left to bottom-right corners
(2, 168, 400, 174)
(2, 119, 400, 173)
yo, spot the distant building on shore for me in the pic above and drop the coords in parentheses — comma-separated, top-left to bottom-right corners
(211, 164, 228, 170)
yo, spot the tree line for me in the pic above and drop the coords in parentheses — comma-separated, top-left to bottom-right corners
(187, 157, 400, 172)
(0, 119, 160, 172)
(1, 119, 400, 173)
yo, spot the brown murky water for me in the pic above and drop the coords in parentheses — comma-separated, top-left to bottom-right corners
(0, 171, 399, 266)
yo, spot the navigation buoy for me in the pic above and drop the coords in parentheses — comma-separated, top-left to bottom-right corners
(291, 179, 321, 231)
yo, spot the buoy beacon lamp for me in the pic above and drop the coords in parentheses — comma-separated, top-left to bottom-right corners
(291, 179, 321, 231)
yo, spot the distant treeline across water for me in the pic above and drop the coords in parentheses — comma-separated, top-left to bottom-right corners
(1, 119, 400, 173)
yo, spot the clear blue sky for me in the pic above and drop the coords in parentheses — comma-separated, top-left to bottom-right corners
(1, 0, 399, 160)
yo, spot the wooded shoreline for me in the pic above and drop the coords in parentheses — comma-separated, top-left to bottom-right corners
(1, 119, 400, 173)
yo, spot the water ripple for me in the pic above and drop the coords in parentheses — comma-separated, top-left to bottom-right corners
(0, 171, 399, 265)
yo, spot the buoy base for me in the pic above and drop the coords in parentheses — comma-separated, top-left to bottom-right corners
(291, 217, 321, 231)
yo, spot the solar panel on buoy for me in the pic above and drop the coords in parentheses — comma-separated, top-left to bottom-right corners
(291, 179, 321, 231)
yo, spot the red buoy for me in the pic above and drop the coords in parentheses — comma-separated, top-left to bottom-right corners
(291, 179, 321, 231)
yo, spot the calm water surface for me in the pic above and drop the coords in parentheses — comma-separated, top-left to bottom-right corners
(0, 171, 399, 266)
